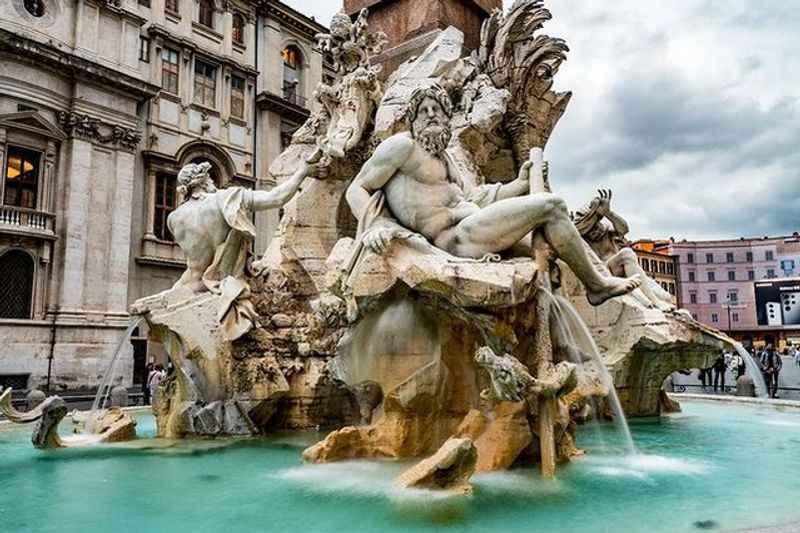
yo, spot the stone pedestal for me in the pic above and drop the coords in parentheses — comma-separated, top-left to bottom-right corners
(345, 0, 501, 78)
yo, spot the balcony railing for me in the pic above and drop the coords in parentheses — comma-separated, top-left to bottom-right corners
(282, 84, 307, 108)
(0, 205, 55, 235)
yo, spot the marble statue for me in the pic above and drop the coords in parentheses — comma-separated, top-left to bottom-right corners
(573, 189, 676, 311)
(345, 84, 640, 306)
(312, 10, 386, 161)
(136, 159, 315, 340)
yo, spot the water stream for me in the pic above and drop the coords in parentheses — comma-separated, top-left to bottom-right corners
(733, 342, 768, 398)
(84, 317, 142, 433)
(548, 293, 637, 455)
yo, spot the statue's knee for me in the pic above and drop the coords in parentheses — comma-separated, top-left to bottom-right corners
(543, 194, 568, 215)
(619, 248, 637, 261)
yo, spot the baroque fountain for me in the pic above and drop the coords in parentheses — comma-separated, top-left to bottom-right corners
(2, 3, 792, 532)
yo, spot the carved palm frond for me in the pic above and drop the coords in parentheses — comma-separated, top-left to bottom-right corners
(477, 0, 571, 164)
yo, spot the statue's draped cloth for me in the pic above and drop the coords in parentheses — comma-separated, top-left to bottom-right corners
(202, 187, 259, 341)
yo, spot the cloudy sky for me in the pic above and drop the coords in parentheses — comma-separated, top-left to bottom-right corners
(285, 1, 800, 241)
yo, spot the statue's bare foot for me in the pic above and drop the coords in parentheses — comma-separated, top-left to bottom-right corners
(586, 275, 641, 306)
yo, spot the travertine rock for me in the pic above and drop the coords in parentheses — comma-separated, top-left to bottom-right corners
(395, 437, 477, 493)
(472, 402, 532, 472)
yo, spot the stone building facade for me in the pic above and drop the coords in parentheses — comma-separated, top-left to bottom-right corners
(669, 234, 800, 348)
(631, 239, 678, 304)
(0, 0, 330, 392)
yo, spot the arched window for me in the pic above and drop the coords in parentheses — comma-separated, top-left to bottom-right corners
(198, 0, 214, 29)
(0, 250, 34, 319)
(282, 46, 303, 105)
(232, 13, 245, 44)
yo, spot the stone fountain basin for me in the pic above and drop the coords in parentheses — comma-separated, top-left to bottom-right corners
(2, 400, 800, 533)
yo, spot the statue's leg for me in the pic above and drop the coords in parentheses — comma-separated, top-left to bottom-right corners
(607, 248, 674, 310)
(450, 193, 640, 305)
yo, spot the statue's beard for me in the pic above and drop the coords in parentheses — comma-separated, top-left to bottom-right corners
(413, 124, 451, 156)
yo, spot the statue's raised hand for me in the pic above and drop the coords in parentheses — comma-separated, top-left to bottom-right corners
(596, 189, 612, 215)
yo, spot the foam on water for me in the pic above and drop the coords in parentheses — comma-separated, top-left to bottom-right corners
(583, 453, 711, 480)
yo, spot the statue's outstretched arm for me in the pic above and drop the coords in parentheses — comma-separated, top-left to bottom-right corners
(249, 161, 311, 211)
(345, 134, 414, 220)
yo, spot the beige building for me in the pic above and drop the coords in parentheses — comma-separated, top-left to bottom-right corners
(0, 0, 330, 392)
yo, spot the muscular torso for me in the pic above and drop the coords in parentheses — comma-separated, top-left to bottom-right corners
(383, 143, 480, 241)
(168, 193, 230, 278)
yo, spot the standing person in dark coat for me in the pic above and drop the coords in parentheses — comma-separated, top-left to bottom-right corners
(142, 361, 154, 405)
(760, 344, 783, 398)
(712, 354, 727, 393)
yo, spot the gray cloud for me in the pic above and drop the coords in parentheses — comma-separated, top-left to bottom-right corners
(285, 1, 799, 240)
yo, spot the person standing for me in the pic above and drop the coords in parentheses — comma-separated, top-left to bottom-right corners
(147, 364, 166, 405)
(760, 344, 783, 398)
(732, 352, 746, 379)
(712, 354, 727, 393)
(142, 361, 154, 405)
(793, 346, 800, 368)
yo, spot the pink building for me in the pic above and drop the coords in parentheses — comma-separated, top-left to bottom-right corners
(669, 233, 800, 348)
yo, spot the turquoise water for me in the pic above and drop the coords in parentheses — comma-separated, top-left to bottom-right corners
(2, 400, 800, 533)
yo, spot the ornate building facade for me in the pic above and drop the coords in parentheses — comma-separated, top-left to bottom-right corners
(0, 0, 331, 392)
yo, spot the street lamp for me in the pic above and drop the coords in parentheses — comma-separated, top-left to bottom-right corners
(722, 297, 746, 337)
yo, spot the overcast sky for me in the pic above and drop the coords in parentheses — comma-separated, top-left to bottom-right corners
(285, 1, 800, 241)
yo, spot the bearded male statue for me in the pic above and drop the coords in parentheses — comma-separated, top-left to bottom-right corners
(345, 84, 640, 305)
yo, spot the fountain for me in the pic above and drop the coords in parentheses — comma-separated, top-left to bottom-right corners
(3, 2, 800, 531)
(0, 319, 141, 448)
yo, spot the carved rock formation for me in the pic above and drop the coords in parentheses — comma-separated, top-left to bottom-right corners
(395, 437, 478, 494)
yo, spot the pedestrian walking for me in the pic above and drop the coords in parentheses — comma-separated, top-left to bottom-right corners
(760, 344, 782, 398)
(732, 352, 745, 378)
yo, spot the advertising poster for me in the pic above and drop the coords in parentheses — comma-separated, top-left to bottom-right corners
(755, 278, 800, 327)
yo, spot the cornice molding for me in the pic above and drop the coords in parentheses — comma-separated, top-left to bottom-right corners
(256, 0, 328, 39)
(0, 29, 159, 101)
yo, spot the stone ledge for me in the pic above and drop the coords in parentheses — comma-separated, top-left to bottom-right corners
(669, 393, 800, 410)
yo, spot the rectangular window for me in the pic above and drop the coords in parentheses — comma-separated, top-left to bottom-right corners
(138, 0, 151, 7)
(199, 0, 215, 28)
(748, 270, 755, 280)
(728, 271, 735, 281)
(707, 271, 715, 281)
(688, 271, 696, 282)
(4, 146, 41, 209)
(732, 313, 739, 322)
(767, 268, 776, 278)
(668, 283, 675, 295)
(711, 313, 719, 323)
(194, 60, 217, 108)
(728, 291, 738, 303)
(746, 251, 753, 262)
(687, 253, 694, 264)
(280, 119, 298, 151)
(667, 263, 674, 275)
(659, 262, 666, 274)
(153, 173, 177, 241)
(726, 252, 734, 263)
(230, 75, 245, 119)
(161, 48, 179, 95)
(709, 292, 717, 304)
(641, 258, 650, 271)
(706, 253, 714, 263)
(766, 250, 774, 261)
(165, 0, 179, 14)
(690, 292, 697, 304)
(139, 36, 150, 63)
